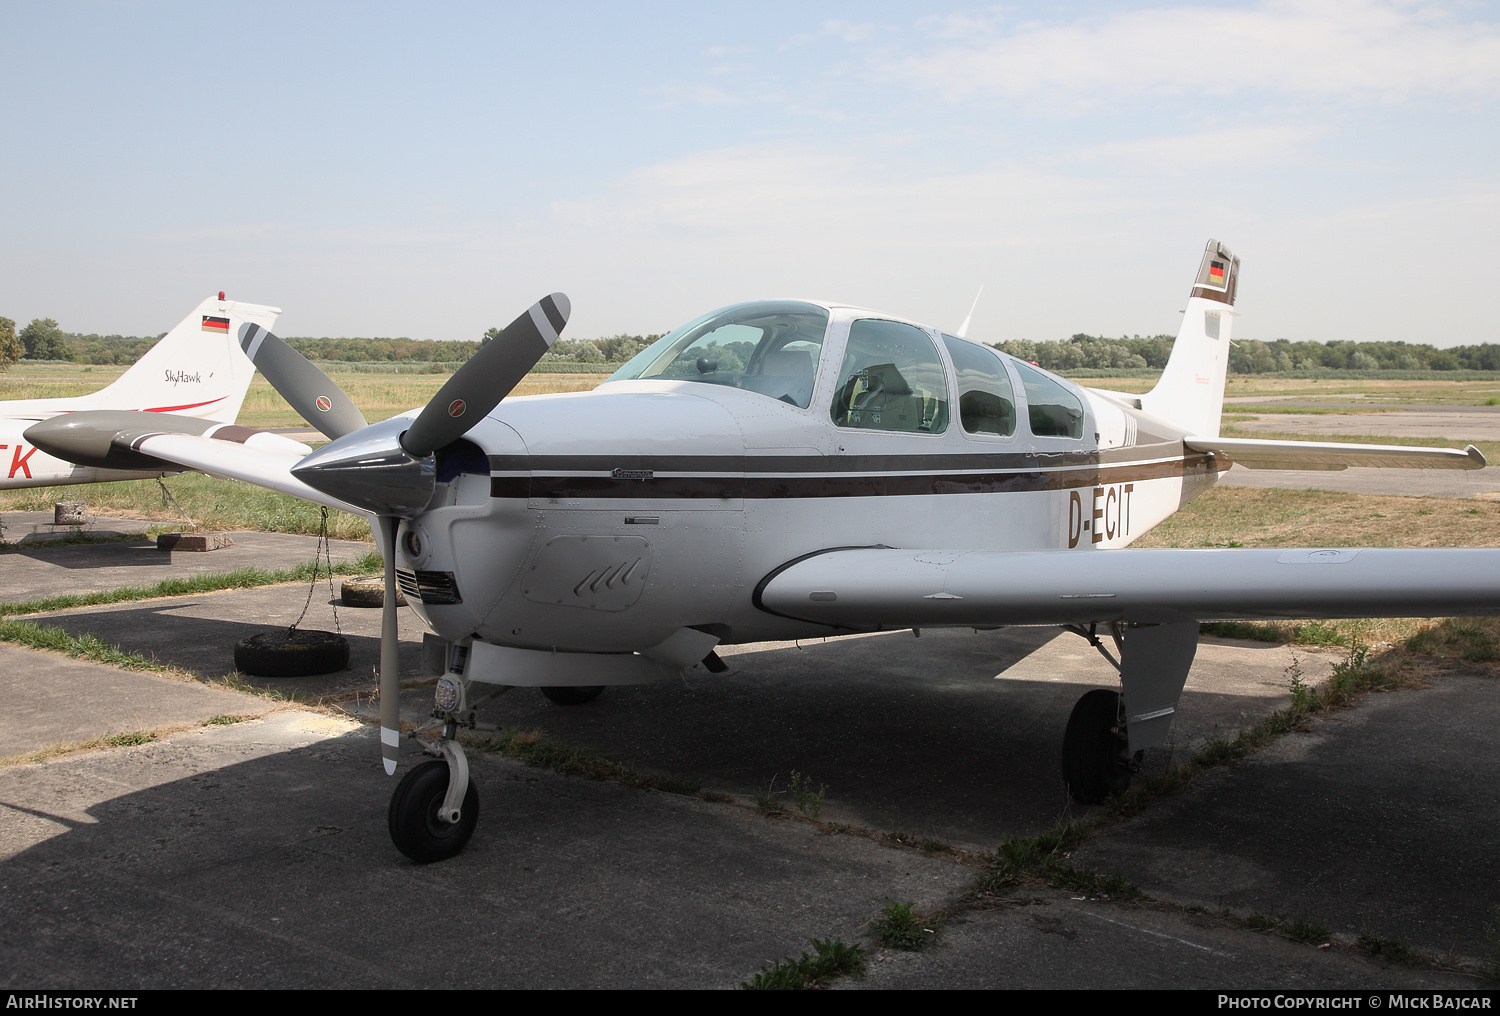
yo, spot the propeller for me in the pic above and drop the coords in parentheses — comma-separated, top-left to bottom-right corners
(238, 323, 368, 440)
(401, 293, 568, 457)
(246, 295, 570, 777)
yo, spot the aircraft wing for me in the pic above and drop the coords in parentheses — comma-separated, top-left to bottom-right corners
(128, 432, 361, 514)
(1186, 436, 1485, 471)
(24, 411, 359, 514)
(755, 546, 1500, 629)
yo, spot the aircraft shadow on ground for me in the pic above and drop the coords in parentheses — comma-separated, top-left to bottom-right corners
(5, 539, 165, 571)
(33, 601, 420, 698)
(0, 727, 962, 989)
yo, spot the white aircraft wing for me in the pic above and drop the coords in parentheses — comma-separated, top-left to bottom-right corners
(756, 546, 1500, 629)
(129, 432, 362, 515)
(1186, 436, 1485, 471)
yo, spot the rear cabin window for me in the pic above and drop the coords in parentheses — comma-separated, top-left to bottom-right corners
(831, 320, 949, 434)
(1012, 361, 1085, 439)
(942, 334, 1016, 437)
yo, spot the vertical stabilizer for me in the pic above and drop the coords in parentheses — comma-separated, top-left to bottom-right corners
(1139, 240, 1239, 438)
(72, 296, 281, 423)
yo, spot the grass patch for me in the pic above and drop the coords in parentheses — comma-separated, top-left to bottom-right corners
(464, 726, 701, 796)
(1247, 908, 1330, 945)
(1404, 618, 1500, 668)
(0, 474, 375, 541)
(102, 731, 158, 747)
(789, 770, 827, 819)
(0, 618, 171, 671)
(868, 899, 942, 951)
(755, 775, 789, 817)
(1357, 930, 1421, 966)
(1138, 487, 1500, 552)
(0, 551, 384, 619)
(741, 938, 866, 990)
(205, 714, 249, 726)
(984, 822, 1144, 901)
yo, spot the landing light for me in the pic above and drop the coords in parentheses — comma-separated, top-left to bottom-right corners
(434, 678, 462, 713)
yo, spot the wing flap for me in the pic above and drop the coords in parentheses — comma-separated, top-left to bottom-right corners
(1188, 436, 1485, 471)
(756, 547, 1500, 628)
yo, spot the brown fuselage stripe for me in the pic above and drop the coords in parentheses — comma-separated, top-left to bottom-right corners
(486, 440, 1189, 476)
(489, 453, 1226, 500)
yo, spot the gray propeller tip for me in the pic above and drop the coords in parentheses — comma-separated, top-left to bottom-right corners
(548, 293, 570, 324)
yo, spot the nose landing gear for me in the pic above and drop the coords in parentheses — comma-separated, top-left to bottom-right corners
(388, 755, 479, 863)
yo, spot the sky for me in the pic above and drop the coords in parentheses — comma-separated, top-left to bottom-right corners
(2, 1, 1498, 348)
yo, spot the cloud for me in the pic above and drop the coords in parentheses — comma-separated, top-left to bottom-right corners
(887, 1, 1500, 107)
(783, 19, 880, 49)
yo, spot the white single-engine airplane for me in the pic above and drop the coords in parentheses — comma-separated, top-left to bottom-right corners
(26, 241, 1496, 862)
(2, 295, 310, 490)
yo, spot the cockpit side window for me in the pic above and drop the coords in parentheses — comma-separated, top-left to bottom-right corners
(942, 334, 1016, 438)
(831, 319, 949, 434)
(608, 301, 829, 408)
(1012, 360, 1085, 439)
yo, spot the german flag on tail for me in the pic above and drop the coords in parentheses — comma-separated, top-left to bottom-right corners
(201, 315, 230, 334)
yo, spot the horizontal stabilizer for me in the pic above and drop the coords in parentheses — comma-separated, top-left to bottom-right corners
(756, 546, 1500, 629)
(1186, 436, 1486, 471)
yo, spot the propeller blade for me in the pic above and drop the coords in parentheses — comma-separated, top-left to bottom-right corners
(400, 293, 569, 457)
(239, 323, 368, 441)
(378, 516, 401, 776)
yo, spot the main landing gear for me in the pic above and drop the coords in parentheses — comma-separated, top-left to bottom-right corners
(1061, 689, 1141, 804)
(1057, 619, 1199, 805)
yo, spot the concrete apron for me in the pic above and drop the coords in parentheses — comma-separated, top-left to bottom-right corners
(4, 585, 1494, 986)
(0, 707, 1476, 989)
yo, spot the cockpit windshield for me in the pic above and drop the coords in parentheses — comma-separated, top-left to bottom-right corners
(607, 301, 829, 408)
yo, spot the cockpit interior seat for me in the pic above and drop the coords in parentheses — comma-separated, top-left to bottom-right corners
(959, 390, 1015, 436)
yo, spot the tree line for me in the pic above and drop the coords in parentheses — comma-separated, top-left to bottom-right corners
(3, 314, 1498, 375)
(991, 333, 1500, 373)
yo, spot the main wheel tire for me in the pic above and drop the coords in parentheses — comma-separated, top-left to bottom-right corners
(388, 759, 479, 863)
(1061, 689, 1139, 804)
(233, 629, 350, 677)
(539, 685, 605, 706)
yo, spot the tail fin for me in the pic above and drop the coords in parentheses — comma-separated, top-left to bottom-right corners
(75, 295, 281, 423)
(1138, 240, 1239, 438)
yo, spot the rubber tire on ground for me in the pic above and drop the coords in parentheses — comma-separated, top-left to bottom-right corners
(539, 685, 605, 706)
(388, 759, 479, 863)
(233, 629, 350, 677)
(340, 576, 406, 608)
(1061, 688, 1137, 804)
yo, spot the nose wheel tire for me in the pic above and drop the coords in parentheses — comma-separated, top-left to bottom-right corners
(1061, 689, 1141, 804)
(388, 759, 479, 862)
(540, 686, 605, 706)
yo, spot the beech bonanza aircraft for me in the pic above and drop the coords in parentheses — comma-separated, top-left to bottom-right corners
(26, 241, 1497, 862)
(1, 295, 309, 490)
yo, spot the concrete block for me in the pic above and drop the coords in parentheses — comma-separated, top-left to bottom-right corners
(156, 532, 235, 552)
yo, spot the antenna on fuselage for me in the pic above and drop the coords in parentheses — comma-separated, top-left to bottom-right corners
(956, 286, 984, 339)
